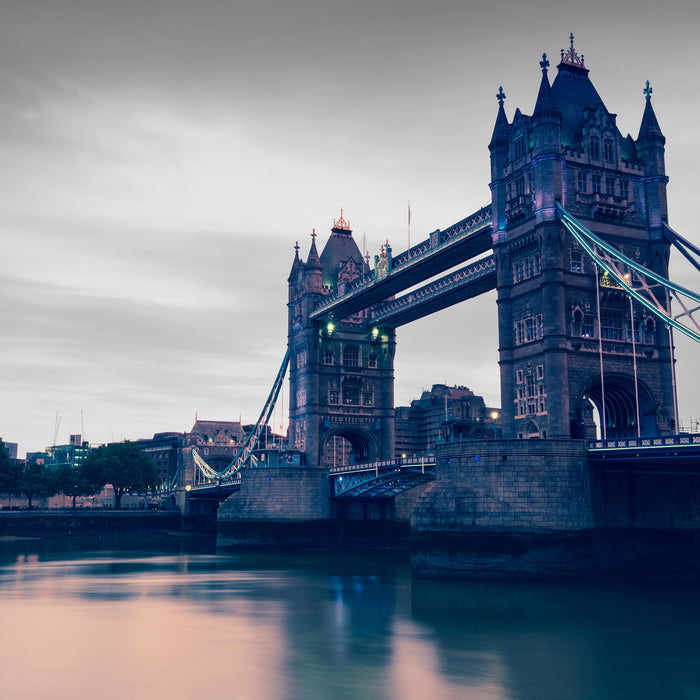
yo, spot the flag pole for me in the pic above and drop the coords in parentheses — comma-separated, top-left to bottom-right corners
(408, 200, 411, 248)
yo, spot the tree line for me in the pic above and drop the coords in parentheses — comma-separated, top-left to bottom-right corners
(0, 439, 161, 509)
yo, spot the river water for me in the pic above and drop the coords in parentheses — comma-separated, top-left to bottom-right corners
(1, 539, 700, 700)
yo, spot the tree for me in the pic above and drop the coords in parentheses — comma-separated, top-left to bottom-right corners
(0, 439, 21, 496)
(54, 463, 100, 508)
(80, 441, 160, 509)
(17, 462, 56, 509)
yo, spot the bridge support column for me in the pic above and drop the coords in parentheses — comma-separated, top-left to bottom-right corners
(410, 439, 595, 579)
(217, 468, 331, 546)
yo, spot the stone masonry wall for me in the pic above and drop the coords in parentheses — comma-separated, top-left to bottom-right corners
(411, 439, 593, 532)
(217, 468, 331, 522)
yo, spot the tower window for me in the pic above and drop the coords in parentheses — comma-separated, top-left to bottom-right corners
(342, 380, 360, 405)
(603, 138, 614, 162)
(618, 180, 629, 200)
(592, 174, 601, 194)
(589, 136, 600, 160)
(342, 345, 359, 367)
(644, 317, 655, 344)
(367, 353, 378, 368)
(513, 261, 522, 283)
(571, 251, 583, 273)
(514, 137, 525, 159)
(601, 309, 623, 341)
(606, 177, 615, 196)
(577, 171, 587, 193)
(514, 314, 543, 345)
(324, 347, 334, 365)
(533, 253, 541, 275)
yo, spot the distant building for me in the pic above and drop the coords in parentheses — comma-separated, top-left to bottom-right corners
(134, 419, 286, 488)
(1, 439, 18, 460)
(45, 435, 90, 469)
(394, 384, 501, 456)
(135, 432, 185, 489)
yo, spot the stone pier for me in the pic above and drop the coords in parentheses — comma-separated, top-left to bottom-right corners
(410, 439, 601, 579)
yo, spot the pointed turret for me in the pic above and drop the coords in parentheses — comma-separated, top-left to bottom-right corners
(530, 53, 563, 215)
(288, 240, 301, 283)
(306, 229, 322, 269)
(318, 209, 365, 289)
(488, 86, 510, 152)
(638, 81, 664, 141)
(637, 80, 668, 244)
(489, 87, 510, 236)
(532, 53, 562, 161)
(303, 229, 323, 295)
(533, 54, 560, 120)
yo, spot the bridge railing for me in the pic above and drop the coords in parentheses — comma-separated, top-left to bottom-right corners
(329, 454, 435, 476)
(588, 434, 700, 450)
(188, 474, 243, 493)
(390, 205, 492, 269)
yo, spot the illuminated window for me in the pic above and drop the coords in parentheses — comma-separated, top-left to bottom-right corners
(343, 381, 360, 405)
(571, 251, 583, 273)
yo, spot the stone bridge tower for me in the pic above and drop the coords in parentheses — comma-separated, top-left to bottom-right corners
(489, 37, 675, 440)
(287, 212, 396, 467)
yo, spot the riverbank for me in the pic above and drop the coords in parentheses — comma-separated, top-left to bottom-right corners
(0, 510, 214, 540)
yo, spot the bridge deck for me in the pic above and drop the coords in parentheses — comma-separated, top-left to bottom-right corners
(311, 207, 492, 322)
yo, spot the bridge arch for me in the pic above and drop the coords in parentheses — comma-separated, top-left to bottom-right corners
(320, 427, 378, 468)
(580, 374, 658, 439)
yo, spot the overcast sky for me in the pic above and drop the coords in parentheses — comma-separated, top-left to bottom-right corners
(1, 0, 699, 456)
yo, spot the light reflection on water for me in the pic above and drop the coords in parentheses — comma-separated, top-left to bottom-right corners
(1, 542, 700, 700)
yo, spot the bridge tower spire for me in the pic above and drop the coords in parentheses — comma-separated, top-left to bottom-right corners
(287, 212, 396, 468)
(490, 38, 675, 440)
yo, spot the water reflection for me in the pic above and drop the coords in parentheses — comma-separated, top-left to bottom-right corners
(1, 542, 699, 699)
(412, 579, 700, 700)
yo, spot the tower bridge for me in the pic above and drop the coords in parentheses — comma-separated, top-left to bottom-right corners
(195, 37, 700, 564)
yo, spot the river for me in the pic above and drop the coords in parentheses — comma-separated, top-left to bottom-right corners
(1, 538, 699, 699)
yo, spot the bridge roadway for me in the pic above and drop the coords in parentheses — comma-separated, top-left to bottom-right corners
(330, 455, 437, 498)
(184, 435, 700, 502)
(310, 205, 494, 324)
(588, 434, 700, 473)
